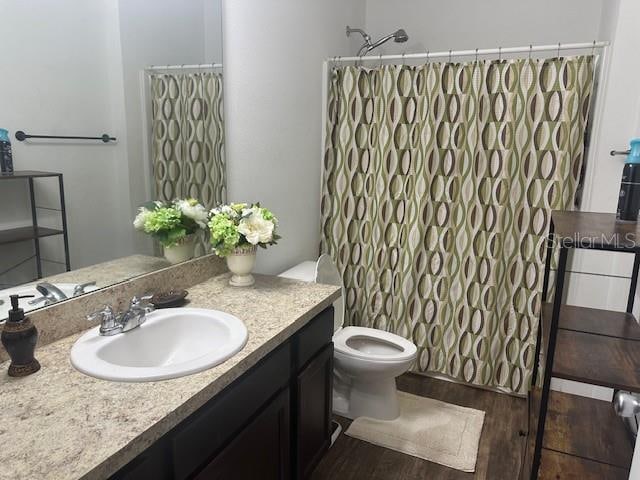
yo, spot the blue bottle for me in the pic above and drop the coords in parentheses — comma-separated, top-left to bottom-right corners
(0, 128, 14, 173)
(616, 139, 640, 222)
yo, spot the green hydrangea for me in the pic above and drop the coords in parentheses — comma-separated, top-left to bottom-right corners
(143, 207, 182, 233)
(260, 207, 276, 222)
(209, 215, 241, 256)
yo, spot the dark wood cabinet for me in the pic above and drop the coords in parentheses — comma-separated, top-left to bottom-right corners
(110, 307, 334, 480)
(194, 387, 291, 480)
(294, 343, 333, 479)
(113, 440, 172, 480)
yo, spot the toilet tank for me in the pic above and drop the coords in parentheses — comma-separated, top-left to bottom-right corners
(278, 261, 318, 282)
(278, 258, 344, 332)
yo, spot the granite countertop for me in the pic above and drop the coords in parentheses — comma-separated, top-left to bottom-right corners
(18, 254, 170, 291)
(0, 273, 340, 480)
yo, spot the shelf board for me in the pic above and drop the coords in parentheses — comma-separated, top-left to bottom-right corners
(542, 303, 640, 340)
(0, 170, 61, 180)
(526, 389, 633, 478)
(539, 449, 628, 480)
(540, 304, 640, 391)
(553, 329, 640, 391)
(542, 390, 633, 468)
(551, 211, 640, 251)
(0, 226, 64, 245)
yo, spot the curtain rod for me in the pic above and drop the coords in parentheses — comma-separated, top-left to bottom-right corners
(144, 63, 223, 71)
(327, 41, 609, 63)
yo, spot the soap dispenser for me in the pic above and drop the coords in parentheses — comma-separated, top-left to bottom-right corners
(614, 138, 640, 222)
(0, 128, 13, 173)
(1, 294, 40, 377)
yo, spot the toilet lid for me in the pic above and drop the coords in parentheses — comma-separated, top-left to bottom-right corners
(333, 326, 417, 363)
(315, 254, 344, 331)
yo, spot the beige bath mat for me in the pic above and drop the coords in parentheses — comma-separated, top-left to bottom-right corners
(345, 391, 485, 472)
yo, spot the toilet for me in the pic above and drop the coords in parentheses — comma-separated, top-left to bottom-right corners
(279, 255, 417, 421)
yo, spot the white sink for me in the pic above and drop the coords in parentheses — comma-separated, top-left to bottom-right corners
(70, 308, 248, 382)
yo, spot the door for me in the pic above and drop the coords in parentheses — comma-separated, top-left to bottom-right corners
(194, 387, 291, 480)
(295, 343, 333, 479)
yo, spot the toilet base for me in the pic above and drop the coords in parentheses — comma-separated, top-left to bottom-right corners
(333, 377, 400, 420)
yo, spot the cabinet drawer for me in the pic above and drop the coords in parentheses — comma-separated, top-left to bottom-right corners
(172, 343, 291, 479)
(295, 307, 333, 369)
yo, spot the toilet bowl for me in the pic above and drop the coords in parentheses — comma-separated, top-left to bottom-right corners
(279, 255, 417, 421)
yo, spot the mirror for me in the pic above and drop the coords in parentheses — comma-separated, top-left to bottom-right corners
(0, 0, 224, 319)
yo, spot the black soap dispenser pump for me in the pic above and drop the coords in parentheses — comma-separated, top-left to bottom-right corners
(1, 294, 40, 377)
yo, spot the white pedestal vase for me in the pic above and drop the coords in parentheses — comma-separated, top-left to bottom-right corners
(163, 234, 196, 264)
(226, 245, 257, 287)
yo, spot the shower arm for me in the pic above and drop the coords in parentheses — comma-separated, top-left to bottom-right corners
(347, 26, 375, 57)
(348, 26, 407, 57)
(346, 26, 371, 44)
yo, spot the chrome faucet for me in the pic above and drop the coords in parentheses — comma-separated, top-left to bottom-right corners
(73, 281, 96, 296)
(87, 295, 154, 336)
(29, 282, 68, 306)
(36, 282, 67, 301)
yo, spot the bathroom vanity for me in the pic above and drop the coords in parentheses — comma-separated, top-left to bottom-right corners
(0, 271, 340, 480)
(111, 307, 334, 480)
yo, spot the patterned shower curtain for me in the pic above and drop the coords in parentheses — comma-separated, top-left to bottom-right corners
(320, 56, 595, 394)
(149, 72, 226, 255)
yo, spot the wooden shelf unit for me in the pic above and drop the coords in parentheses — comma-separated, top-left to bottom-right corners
(525, 211, 640, 479)
(0, 226, 65, 245)
(538, 449, 629, 480)
(0, 171, 70, 279)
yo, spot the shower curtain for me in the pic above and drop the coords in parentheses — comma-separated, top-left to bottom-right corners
(320, 56, 595, 394)
(149, 71, 225, 255)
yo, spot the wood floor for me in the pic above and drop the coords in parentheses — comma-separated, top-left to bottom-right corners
(312, 373, 527, 480)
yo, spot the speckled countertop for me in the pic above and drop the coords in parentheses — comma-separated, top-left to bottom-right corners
(39, 254, 170, 288)
(2, 254, 169, 295)
(0, 273, 340, 480)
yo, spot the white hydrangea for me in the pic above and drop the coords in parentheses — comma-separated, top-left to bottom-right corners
(133, 207, 152, 230)
(238, 207, 274, 245)
(176, 199, 208, 229)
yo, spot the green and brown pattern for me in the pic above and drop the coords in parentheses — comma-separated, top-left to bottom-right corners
(320, 56, 595, 394)
(150, 72, 226, 255)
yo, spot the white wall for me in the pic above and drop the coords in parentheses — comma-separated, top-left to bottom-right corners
(0, 0, 131, 284)
(364, 0, 604, 55)
(205, 0, 224, 63)
(223, 0, 366, 275)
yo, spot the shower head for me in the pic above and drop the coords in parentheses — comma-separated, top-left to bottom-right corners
(347, 26, 410, 57)
(393, 29, 409, 43)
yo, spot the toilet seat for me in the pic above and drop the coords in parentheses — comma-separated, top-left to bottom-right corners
(333, 326, 417, 363)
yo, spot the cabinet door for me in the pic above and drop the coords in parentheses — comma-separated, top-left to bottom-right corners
(109, 441, 171, 480)
(193, 387, 291, 480)
(295, 343, 333, 479)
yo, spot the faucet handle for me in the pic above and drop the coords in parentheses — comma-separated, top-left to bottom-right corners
(87, 305, 121, 335)
(130, 295, 155, 313)
(87, 305, 114, 321)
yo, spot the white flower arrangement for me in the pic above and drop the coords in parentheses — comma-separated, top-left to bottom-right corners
(208, 203, 280, 257)
(133, 198, 208, 247)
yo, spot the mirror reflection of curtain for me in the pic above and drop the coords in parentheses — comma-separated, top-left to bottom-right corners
(150, 71, 225, 255)
(320, 56, 595, 395)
